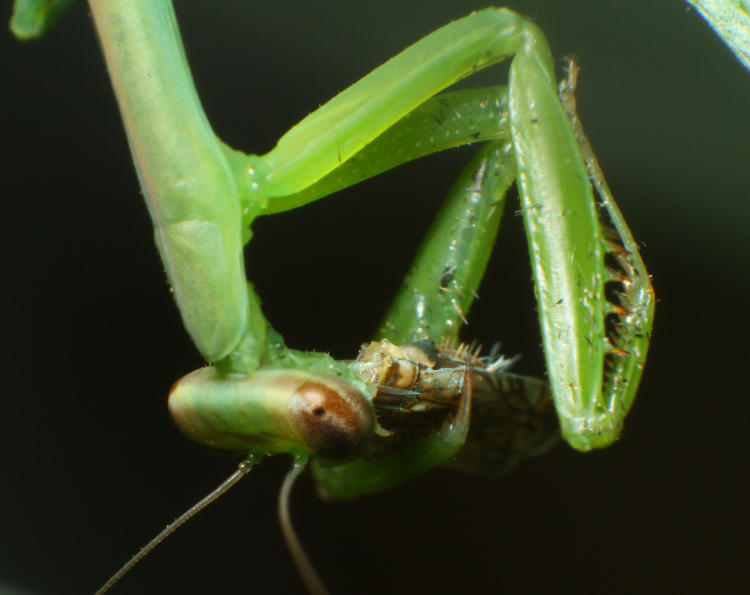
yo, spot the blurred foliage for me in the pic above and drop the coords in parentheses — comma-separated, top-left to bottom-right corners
(9, 0, 75, 40)
(686, 0, 750, 71)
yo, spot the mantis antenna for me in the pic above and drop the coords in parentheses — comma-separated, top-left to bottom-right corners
(95, 453, 260, 594)
(278, 456, 329, 595)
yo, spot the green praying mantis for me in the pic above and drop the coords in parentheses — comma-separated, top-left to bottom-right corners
(11, 0, 654, 592)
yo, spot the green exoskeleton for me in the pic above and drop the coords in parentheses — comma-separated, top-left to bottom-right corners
(11, 1, 654, 592)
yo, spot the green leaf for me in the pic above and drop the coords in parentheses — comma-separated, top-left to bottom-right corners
(10, 0, 75, 41)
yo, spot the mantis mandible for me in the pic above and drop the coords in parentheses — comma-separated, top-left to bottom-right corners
(11, 1, 654, 592)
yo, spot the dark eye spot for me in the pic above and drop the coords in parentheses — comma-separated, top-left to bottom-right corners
(289, 378, 375, 461)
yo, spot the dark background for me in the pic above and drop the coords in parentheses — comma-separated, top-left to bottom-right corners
(2, 1, 748, 593)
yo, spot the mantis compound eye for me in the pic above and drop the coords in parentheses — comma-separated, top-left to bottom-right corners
(289, 378, 375, 462)
(167, 366, 374, 461)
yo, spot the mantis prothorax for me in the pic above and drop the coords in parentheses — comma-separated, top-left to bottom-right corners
(11, 1, 654, 592)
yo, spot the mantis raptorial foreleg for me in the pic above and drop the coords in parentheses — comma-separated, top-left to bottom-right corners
(375, 141, 516, 345)
(171, 7, 654, 453)
(12, 2, 655, 590)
